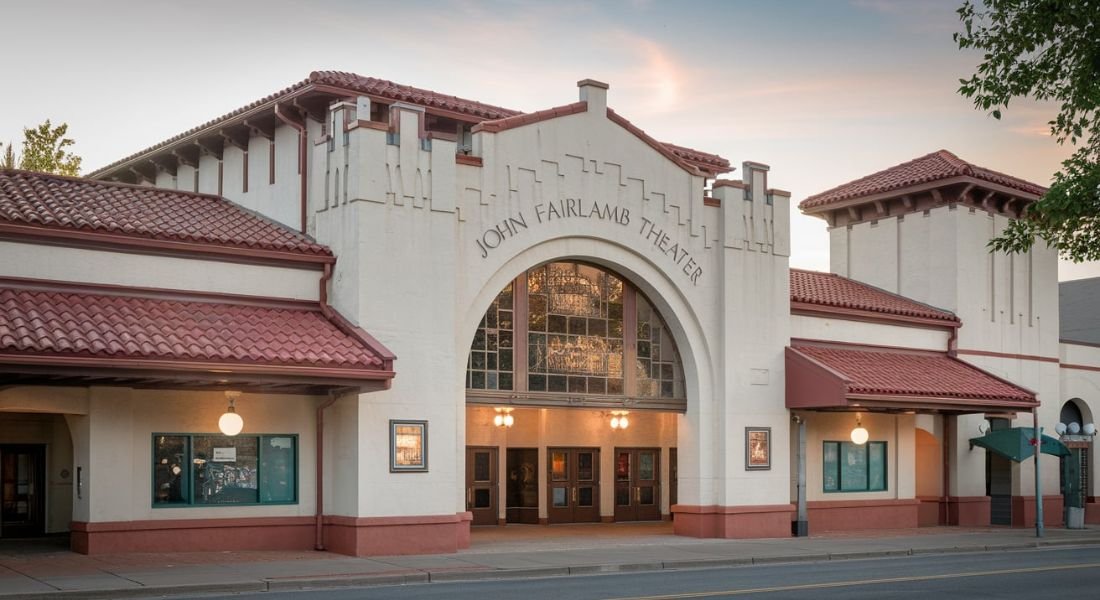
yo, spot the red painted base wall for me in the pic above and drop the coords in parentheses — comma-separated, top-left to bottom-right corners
(1086, 500, 1100, 524)
(946, 496, 990, 526)
(672, 504, 793, 538)
(1011, 495, 1064, 528)
(323, 512, 472, 556)
(71, 512, 473, 556)
(806, 499, 919, 532)
(71, 517, 315, 554)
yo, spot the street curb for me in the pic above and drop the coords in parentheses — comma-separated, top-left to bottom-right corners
(1, 581, 267, 600)
(751, 553, 831, 565)
(662, 557, 754, 570)
(569, 562, 665, 575)
(266, 572, 429, 591)
(828, 549, 911, 560)
(428, 566, 569, 582)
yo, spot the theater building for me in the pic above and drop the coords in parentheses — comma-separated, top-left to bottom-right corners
(0, 72, 1097, 555)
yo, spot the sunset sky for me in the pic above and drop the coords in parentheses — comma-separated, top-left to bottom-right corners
(3, 0, 1094, 279)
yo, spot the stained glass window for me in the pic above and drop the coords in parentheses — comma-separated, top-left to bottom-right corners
(465, 261, 685, 401)
(527, 263, 624, 395)
(635, 295, 684, 399)
(467, 283, 514, 391)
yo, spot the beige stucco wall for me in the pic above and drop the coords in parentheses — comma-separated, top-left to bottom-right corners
(0, 240, 320, 301)
(51, 387, 321, 524)
(790, 315, 950, 351)
(791, 411, 915, 503)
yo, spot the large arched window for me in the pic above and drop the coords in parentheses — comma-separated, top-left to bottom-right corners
(466, 261, 685, 409)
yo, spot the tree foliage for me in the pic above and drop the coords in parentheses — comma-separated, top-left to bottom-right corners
(955, 0, 1100, 261)
(14, 120, 82, 176)
(1, 143, 14, 170)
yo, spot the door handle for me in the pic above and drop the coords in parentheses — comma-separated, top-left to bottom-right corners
(635, 487, 640, 503)
(466, 487, 472, 509)
(573, 487, 578, 503)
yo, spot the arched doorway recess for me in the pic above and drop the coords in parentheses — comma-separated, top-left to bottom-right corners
(461, 250, 708, 529)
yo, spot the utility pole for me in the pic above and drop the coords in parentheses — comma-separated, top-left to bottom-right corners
(1033, 408, 1043, 538)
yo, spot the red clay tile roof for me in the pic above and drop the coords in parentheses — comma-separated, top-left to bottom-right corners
(662, 142, 733, 174)
(790, 345, 1035, 402)
(311, 71, 520, 120)
(0, 286, 388, 374)
(800, 150, 1047, 210)
(0, 170, 331, 259)
(91, 71, 730, 179)
(790, 269, 958, 324)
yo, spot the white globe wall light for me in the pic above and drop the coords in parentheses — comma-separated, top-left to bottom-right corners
(219, 391, 244, 436)
(850, 413, 869, 445)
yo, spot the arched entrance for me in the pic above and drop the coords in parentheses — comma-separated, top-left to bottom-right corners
(1058, 399, 1094, 527)
(463, 259, 689, 527)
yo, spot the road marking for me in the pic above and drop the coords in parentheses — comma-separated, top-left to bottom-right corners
(604, 561, 1100, 599)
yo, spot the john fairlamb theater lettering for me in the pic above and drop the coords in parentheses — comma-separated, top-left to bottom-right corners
(476, 198, 703, 285)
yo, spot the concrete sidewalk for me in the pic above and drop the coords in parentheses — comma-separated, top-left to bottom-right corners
(2, 524, 1099, 599)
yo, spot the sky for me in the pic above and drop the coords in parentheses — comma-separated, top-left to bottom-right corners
(2, 0, 1096, 280)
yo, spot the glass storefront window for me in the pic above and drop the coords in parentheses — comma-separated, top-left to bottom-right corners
(152, 434, 297, 507)
(823, 441, 887, 492)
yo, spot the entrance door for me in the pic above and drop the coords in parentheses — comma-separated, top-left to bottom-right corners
(614, 447, 660, 522)
(466, 446, 498, 526)
(985, 420, 1012, 526)
(1, 445, 46, 538)
(506, 448, 539, 524)
(547, 448, 600, 524)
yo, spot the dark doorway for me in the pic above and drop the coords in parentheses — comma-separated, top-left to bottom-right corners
(466, 446, 498, 526)
(506, 448, 539, 524)
(614, 447, 661, 522)
(986, 419, 1012, 526)
(547, 447, 600, 524)
(1, 445, 46, 538)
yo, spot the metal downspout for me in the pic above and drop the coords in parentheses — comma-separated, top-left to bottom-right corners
(314, 262, 337, 551)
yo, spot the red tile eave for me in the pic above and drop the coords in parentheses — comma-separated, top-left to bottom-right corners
(800, 172, 1044, 214)
(472, 101, 588, 133)
(844, 393, 1039, 410)
(0, 353, 395, 381)
(790, 302, 960, 329)
(785, 344, 1036, 413)
(0, 221, 334, 268)
(91, 79, 514, 179)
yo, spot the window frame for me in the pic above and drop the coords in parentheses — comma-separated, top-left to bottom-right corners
(822, 440, 887, 493)
(151, 433, 299, 508)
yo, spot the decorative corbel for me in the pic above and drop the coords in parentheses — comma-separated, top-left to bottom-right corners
(244, 119, 275, 141)
(220, 128, 249, 151)
(196, 139, 224, 160)
(171, 149, 198, 169)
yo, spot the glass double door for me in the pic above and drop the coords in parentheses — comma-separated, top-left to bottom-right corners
(547, 447, 600, 524)
(1, 445, 46, 538)
(614, 447, 661, 522)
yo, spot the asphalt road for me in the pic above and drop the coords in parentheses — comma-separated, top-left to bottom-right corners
(179, 546, 1100, 599)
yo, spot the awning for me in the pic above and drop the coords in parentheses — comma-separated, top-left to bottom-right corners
(0, 281, 395, 394)
(970, 427, 1071, 462)
(786, 343, 1037, 414)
